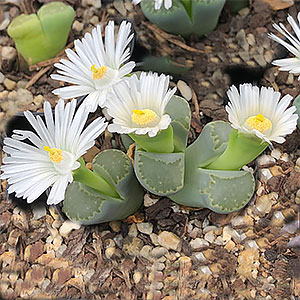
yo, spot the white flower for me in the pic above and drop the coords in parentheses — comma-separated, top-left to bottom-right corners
(107, 72, 176, 137)
(1, 99, 107, 205)
(51, 21, 135, 112)
(132, 0, 172, 10)
(268, 13, 300, 79)
(226, 83, 298, 144)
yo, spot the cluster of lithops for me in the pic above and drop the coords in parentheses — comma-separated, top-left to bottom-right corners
(2, 10, 300, 225)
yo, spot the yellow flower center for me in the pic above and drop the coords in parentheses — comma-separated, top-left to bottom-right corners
(44, 146, 63, 163)
(245, 113, 272, 133)
(91, 64, 108, 80)
(131, 109, 158, 126)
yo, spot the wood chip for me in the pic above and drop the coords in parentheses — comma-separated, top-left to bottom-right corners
(144, 22, 204, 54)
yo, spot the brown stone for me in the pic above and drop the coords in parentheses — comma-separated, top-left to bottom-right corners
(52, 268, 72, 285)
(24, 241, 44, 263)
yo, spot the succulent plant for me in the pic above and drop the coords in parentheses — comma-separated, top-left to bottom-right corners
(7, 2, 75, 65)
(63, 149, 144, 225)
(140, 0, 226, 37)
(169, 121, 256, 213)
(293, 94, 300, 129)
(134, 95, 191, 195)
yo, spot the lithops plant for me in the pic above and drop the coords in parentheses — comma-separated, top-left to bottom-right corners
(134, 95, 191, 195)
(169, 121, 256, 213)
(106, 72, 191, 197)
(137, 0, 226, 38)
(8, 2, 75, 65)
(170, 84, 298, 214)
(63, 150, 144, 225)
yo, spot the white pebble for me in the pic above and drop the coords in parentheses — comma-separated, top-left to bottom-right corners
(177, 80, 192, 101)
(271, 148, 281, 160)
(59, 220, 81, 237)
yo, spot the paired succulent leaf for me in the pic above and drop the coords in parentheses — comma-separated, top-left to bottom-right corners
(7, 1, 75, 65)
(169, 121, 256, 214)
(63, 150, 144, 225)
(134, 95, 191, 196)
(140, 0, 226, 37)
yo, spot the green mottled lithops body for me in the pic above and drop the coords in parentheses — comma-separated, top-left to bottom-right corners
(63, 150, 144, 225)
(169, 121, 256, 213)
(134, 95, 191, 196)
(140, 0, 225, 37)
(8, 1, 75, 65)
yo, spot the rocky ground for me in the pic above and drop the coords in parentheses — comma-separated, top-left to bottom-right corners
(1, 0, 300, 299)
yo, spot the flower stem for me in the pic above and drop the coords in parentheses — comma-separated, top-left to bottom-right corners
(129, 125, 174, 153)
(181, 0, 192, 20)
(206, 129, 269, 171)
(73, 158, 119, 198)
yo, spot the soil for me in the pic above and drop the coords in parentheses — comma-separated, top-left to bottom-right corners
(1, 0, 300, 299)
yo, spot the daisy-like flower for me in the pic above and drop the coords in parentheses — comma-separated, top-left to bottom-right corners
(132, 0, 172, 10)
(1, 99, 107, 205)
(268, 13, 300, 79)
(226, 83, 298, 144)
(106, 72, 176, 137)
(51, 21, 135, 112)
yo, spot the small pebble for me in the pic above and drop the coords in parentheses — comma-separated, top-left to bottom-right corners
(0, 72, 4, 84)
(109, 221, 121, 233)
(133, 271, 143, 284)
(271, 148, 281, 160)
(137, 222, 153, 235)
(231, 215, 253, 228)
(151, 247, 168, 259)
(296, 157, 300, 168)
(0, 18, 10, 31)
(150, 233, 159, 246)
(238, 7, 250, 16)
(122, 237, 144, 256)
(247, 33, 256, 46)
(105, 247, 116, 259)
(144, 194, 159, 207)
(236, 29, 248, 51)
(224, 240, 236, 251)
(32, 205, 46, 220)
(157, 231, 181, 251)
(258, 168, 272, 182)
(16, 88, 33, 106)
(72, 20, 84, 33)
(128, 223, 138, 238)
(255, 194, 272, 215)
(33, 95, 44, 106)
(90, 16, 99, 26)
(256, 154, 275, 167)
(3, 78, 16, 90)
(190, 238, 209, 250)
(177, 80, 192, 101)
(140, 245, 153, 259)
(16, 80, 28, 89)
(193, 252, 206, 262)
(59, 220, 81, 237)
(280, 153, 289, 162)
(1, 46, 17, 71)
(199, 266, 212, 275)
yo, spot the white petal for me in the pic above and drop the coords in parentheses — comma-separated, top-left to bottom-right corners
(226, 83, 298, 143)
(269, 14, 300, 78)
(2, 100, 105, 204)
(106, 72, 175, 137)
